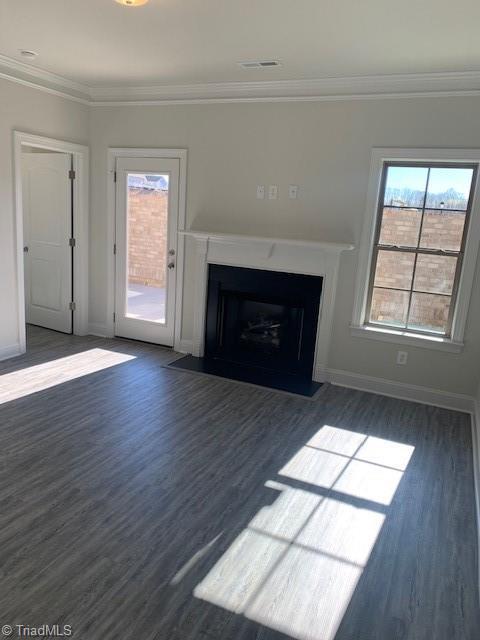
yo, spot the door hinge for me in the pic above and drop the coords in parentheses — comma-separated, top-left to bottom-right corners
(69, 237, 76, 248)
(114, 171, 117, 182)
(69, 301, 76, 311)
(113, 312, 116, 322)
(113, 243, 117, 255)
(69, 169, 76, 180)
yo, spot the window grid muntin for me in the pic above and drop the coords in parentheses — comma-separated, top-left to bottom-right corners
(382, 205, 467, 214)
(365, 161, 477, 337)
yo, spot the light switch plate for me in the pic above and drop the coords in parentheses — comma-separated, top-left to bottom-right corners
(289, 185, 298, 199)
(256, 185, 265, 199)
(268, 185, 278, 200)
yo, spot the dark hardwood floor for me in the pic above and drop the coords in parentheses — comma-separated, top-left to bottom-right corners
(0, 325, 478, 640)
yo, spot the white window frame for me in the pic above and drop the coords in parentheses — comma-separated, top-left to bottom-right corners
(351, 148, 480, 353)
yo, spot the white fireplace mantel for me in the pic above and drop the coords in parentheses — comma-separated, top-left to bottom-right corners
(181, 230, 354, 381)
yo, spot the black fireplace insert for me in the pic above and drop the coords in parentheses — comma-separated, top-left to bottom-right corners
(169, 264, 323, 396)
(205, 265, 322, 378)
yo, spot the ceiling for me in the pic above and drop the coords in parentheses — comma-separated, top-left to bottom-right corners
(1, 0, 480, 102)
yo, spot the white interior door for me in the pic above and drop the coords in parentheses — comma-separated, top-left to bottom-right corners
(22, 152, 73, 334)
(114, 157, 180, 346)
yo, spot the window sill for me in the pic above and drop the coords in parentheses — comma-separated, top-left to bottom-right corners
(350, 324, 464, 353)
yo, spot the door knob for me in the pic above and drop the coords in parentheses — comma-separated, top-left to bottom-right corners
(23, 246, 29, 253)
(168, 261, 175, 270)
(168, 249, 175, 256)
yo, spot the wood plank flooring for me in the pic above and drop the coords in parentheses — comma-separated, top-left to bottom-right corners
(0, 325, 478, 640)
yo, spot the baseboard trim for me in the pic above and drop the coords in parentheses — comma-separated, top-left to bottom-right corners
(176, 339, 194, 354)
(87, 323, 112, 338)
(472, 401, 480, 605)
(324, 367, 475, 413)
(0, 343, 23, 362)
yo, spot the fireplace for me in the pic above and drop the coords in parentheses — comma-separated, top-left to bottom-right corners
(170, 263, 323, 396)
(205, 265, 323, 378)
(168, 230, 353, 396)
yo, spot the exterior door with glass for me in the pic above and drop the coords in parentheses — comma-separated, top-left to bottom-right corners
(114, 157, 179, 346)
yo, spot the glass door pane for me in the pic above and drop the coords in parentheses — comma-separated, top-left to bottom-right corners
(126, 172, 169, 324)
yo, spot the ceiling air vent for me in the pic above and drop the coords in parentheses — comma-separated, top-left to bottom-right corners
(238, 60, 282, 69)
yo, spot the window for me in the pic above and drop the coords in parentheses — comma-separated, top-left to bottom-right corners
(352, 149, 480, 351)
(366, 162, 476, 336)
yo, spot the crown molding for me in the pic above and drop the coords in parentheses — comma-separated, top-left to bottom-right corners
(89, 71, 480, 105)
(2, 52, 480, 106)
(0, 53, 90, 102)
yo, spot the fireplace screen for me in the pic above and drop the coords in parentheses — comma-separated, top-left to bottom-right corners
(240, 311, 282, 351)
(237, 299, 303, 356)
(216, 293, 304, 369)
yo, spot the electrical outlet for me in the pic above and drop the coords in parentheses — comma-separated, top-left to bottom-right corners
(289, 185, 298, 199)
(268, 185, 278, 200)
(256, 185, 265, 199)
(396, 351, 408, 365)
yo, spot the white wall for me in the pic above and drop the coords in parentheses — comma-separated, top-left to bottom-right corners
(0, 79, 88, 357)
(89, 96, 480, 396)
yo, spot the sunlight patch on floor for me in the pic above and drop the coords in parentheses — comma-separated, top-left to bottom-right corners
(0, 348, 136, 403)
(280, 425, 414, 506)
(171, 533, 223, 586)
(193, 425, 415, 640)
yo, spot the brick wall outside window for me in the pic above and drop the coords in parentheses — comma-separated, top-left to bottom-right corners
(371, 208, 463, 331)
(127, 188, 168, 288)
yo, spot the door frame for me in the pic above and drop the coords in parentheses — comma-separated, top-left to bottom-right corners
(13, 131, 89, 352)
(106, 148, 187, 351)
